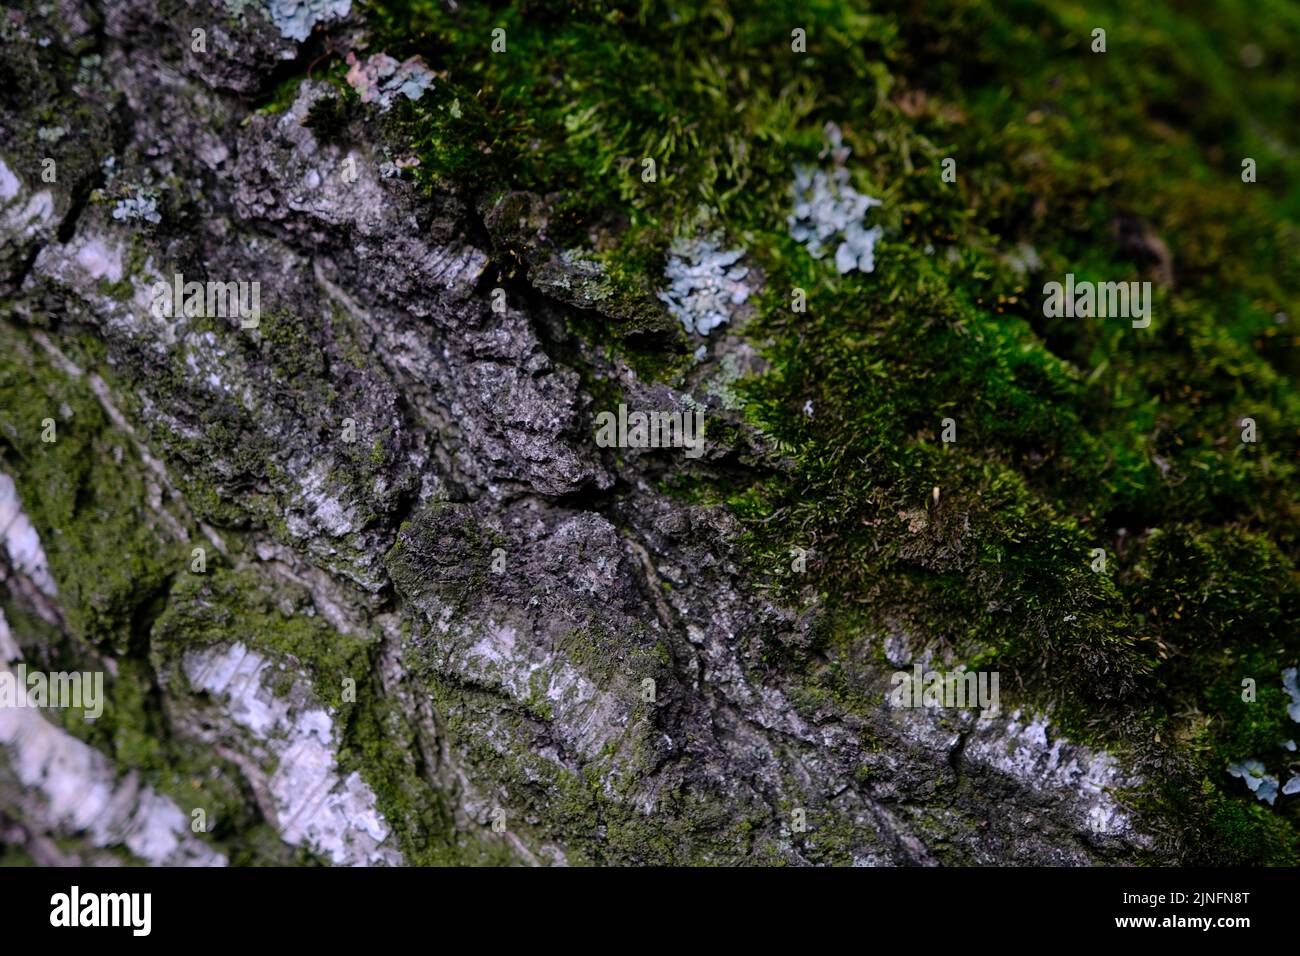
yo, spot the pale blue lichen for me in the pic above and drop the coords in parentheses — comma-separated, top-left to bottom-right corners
(345, 52, 436, 111)
(1283, 667, 1300, 722)
(111, 192, 160, 225)
(1228, 759, 1279, 805)
(658, 237, 751, 336)
(269, 0, 351, 43)
(1227, 670, 1300, 805)
(789, 123, 883, 274)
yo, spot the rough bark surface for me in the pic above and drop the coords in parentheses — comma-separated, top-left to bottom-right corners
(3, 0, 1287, 866)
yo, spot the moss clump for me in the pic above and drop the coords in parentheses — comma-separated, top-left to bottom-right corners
(0, 328, 314, 862)
(425, 676, 769, 865)
(150, 565, 477, 863)
(362, 0, 893, 373)
(723, 0, 1299, 860)
(150, 566, 375, 710)
(336, 684, 513, 866)
(0, 326, 181, 652)
(385, 500, 496, 613)
(353, 0, 1300, 861)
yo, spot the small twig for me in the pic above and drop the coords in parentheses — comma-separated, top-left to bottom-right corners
(307, 38, 337, 80)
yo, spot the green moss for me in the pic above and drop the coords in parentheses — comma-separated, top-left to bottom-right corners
(384, 499, 493, 613)
(8, 0, 1296, 863)
(150, 566, 374, 708)
(0, 842, 37, 866)
(148, 564, 483, 863)
(722, 0, 1298, 860)
(355, 0, 1300, 860)
(253, 74, 311, 117)
(0, 334, 304, 860)
(426, 676, 768, 865)
(337, 686, 513, 866)
(0, 326, 181, 652)
(363, 0, 894, 372)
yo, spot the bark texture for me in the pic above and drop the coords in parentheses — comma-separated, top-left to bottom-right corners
(3, 0, 1287, 866)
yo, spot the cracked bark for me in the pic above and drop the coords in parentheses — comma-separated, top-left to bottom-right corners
(0, 0, 1157, 866)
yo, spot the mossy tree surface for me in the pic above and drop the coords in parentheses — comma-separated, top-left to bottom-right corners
(1, 0, 1294, 865)
(361, 0, 1300, 862)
